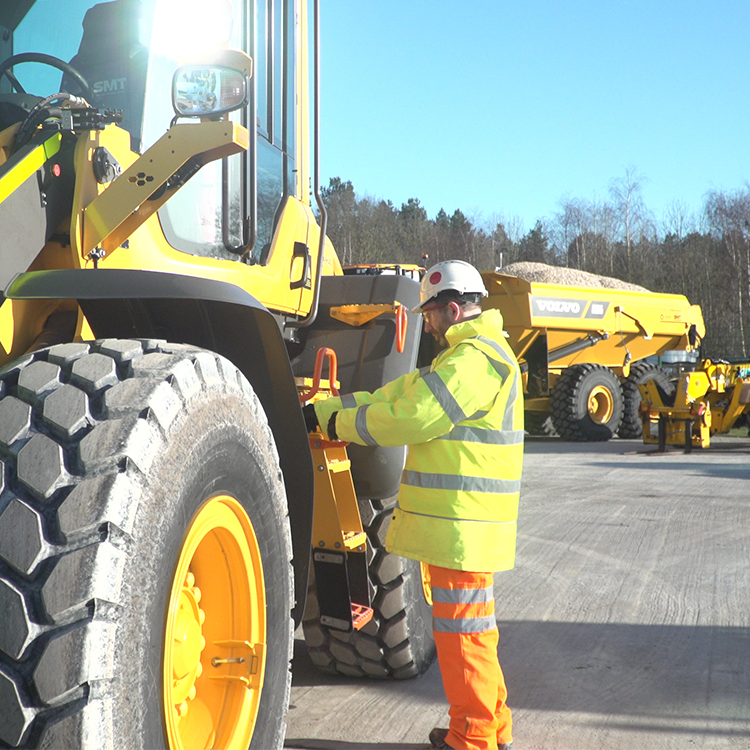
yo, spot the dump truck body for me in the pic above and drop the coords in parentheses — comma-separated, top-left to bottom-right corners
(483, 271, 703, 370)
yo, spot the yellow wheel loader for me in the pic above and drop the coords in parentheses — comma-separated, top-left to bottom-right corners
(0, 2, 432, 748)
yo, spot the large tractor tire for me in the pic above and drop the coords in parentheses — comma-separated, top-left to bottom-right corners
(0, 340, 293, 750)
(302, 494, 435, 679)
(618, 362, 675, 439)
(550, 363, 624, 441)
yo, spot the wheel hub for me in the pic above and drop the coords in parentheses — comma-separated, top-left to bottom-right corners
(588, 385, 614, 424)
(163, 495, 266, 750)
(171, 573, 205, 710)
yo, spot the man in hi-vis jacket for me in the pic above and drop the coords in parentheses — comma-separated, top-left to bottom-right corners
(306, 260, 524, 750)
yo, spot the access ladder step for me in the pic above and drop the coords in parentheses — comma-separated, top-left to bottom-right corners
(351, 603, 374, 631)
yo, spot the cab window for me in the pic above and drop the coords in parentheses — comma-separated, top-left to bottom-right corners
(143, 0, 247, 261)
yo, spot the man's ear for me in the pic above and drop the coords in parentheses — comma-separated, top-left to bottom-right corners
(448, 301, 461, 321)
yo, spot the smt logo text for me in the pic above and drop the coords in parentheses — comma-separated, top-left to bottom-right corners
(93, 77, 127, 94)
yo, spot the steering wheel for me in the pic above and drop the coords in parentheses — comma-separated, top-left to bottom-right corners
(0, 53, 93, 102)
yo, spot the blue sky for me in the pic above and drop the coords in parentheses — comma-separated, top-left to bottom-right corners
(319, 1, 750, 234)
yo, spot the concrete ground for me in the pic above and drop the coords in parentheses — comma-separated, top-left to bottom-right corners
(285, 436, 750, 750)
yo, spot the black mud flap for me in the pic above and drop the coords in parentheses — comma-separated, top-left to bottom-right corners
(313, 548, 371, 632)
(292, 274, 422, 500)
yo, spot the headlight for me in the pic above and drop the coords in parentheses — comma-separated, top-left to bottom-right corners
(172, 64, 248, 117)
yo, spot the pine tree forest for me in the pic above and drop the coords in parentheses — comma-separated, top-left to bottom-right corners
(321, 173, 750, 360)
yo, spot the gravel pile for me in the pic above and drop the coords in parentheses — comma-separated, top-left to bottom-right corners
(500, 262, 648, 292)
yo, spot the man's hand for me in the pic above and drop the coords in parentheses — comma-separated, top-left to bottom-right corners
(302, 403, 319, 433)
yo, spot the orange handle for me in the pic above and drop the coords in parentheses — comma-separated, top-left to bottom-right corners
(300, 347, 339, 403)
(395, 303, 407, 354)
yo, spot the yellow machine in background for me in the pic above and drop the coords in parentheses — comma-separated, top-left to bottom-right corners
(0, 2, 431, 749)
(481, 270, 705, 441)
(639, 359, 750, 451)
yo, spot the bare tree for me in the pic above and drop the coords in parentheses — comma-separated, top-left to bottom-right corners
(553, 195, 623, 275)
(609, 167, 652, 276)
(662, 199, 697, 241)
(704, 187, 750, 357)
(554, 197, 593, 269)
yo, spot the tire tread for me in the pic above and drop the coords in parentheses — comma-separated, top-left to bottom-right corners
(301, 497, 434, 681)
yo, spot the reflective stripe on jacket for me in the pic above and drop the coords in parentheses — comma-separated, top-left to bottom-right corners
(313, 308, 524, 572)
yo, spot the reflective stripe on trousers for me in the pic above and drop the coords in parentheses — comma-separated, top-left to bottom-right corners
(429, 565, 513, 750)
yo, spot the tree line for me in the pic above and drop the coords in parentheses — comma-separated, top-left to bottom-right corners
(321, 171, 750, 359)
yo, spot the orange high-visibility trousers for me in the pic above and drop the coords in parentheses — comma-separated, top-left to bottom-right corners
(429, 565, 512, 750)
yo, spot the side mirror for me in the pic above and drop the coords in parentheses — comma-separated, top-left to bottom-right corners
(172, 64, 248, 118)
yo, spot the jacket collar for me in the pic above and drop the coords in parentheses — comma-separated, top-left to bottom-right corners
(445, 308, 506, 347)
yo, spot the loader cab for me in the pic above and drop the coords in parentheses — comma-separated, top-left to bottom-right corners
(1, 0, 305, 266)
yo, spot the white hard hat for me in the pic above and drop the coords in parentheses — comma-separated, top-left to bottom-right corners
(412, 260, 488, 313)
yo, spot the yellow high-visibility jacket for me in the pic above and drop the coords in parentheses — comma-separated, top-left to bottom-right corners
(313, 308, 524, 572)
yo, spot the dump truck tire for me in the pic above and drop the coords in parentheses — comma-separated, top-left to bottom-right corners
(0, 340, 292, 750)
(550, 363, 624, 441)
(618, 362, 675, 439)
(302, 495, 435, 679)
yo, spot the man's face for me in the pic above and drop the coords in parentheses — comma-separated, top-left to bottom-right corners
(422, 303, 455, 348)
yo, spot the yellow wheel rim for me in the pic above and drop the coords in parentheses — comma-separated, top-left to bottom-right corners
(163, 495, 266, 750)
(420, 562, 433, 606)
(587, 385, 614, 424)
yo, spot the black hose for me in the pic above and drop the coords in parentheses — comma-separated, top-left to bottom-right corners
(12, 93, 87, 153)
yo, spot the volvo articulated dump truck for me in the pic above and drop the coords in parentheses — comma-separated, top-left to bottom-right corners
(481, 270, 705, 441)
